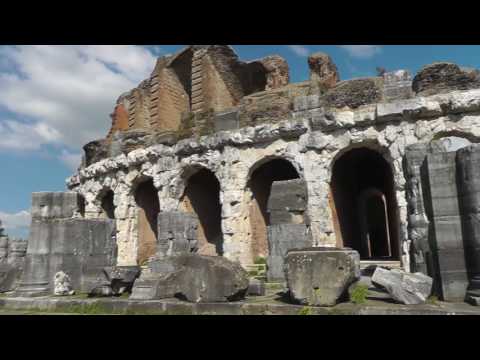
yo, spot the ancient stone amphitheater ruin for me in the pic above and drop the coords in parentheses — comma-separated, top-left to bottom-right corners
(3, 45, 480, 313)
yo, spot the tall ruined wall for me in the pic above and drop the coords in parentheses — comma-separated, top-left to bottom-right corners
(68, 86, 480, 268)
(69, 49, 480, 270)
(93, 45, 290, 167)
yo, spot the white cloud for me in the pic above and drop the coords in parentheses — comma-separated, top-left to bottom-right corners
(338, 45, 382, 59)
(59, 150, 82, 171)
(0, 45, 161, 155)
(0, 210, 31, 231)
(287, 45, 311, 57)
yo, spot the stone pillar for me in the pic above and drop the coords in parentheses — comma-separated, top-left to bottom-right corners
(0, 220, 8, 263)
(156, 212, 198, 258)
(404, 144, 431, 274)
(266, 179, 312, 282)
(424, 153, 469, 301)
(457, 145, 480, 296)
(16, 192, 117, 296)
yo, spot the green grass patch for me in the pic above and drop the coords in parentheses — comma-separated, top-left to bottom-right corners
(298, 306, 314, 315)
(350, 284, 369, 305)
(427, 296, 439, 305)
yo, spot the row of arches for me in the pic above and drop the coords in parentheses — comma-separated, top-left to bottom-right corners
(97, 147, 403, 266)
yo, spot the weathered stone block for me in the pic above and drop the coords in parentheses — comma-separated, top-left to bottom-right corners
(269, 210, 306, 225)
(285, 248, 360, 307)
(214, 110, 239, 132)
(267, 224, 312, 282)
(247, 278, 266, 296)
(372, 267, 433, 305)
(424, 151, 470, 301)
(157, 212, 198, 257)
(31, 192, 84, 220)
(383, 70, 413, 102)
(130, 254, 249, 303)
(0, 264, 18, 293)
(267, 179, 307, 212)
(16, 216, 116, 297)
(88, 266, 141, 297)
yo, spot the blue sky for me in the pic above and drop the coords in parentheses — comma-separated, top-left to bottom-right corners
(1, 45, 480, 238)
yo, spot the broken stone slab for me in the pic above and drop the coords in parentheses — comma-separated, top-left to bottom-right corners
(348, 275, 393, 302)
(104, 266, 140, 295)
(130, 254, 249, 303)
(371, 267, 433, 305)
(284, 248, 360, 307)
(88, 266, 141, 297)
(247, 278, 266, 296)
(466, 295, 480, 306)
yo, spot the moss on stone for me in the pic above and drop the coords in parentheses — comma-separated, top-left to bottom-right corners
(350, 283, 369, 305)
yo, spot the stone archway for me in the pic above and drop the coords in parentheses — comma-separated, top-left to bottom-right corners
(180, 168, 223, 256)
(100, 190, 115, 220)
(134, 178, 160, 265)
(247, 158, 301, 260)
(331, 147, 400, 260)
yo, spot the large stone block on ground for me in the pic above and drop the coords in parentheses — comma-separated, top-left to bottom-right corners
(284, 248, 360, 307)
(372, 267, 433, 305)
(267, 224, 312, 282)
(16, 217, 116, 297)
(130, 254, 249, 303)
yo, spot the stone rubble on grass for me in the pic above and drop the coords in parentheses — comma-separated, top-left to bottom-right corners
(371, 267, 433, 305)
(54, 271, 75, 296)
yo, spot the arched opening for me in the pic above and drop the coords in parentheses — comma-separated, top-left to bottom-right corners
(100, 190, 115, 220)
(247, 158, 300, 260)
(134, 179, 160, 265)
(180, 168, 223, 256)
(331, 148, 399, 260)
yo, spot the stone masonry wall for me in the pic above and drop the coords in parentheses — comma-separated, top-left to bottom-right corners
(67, 87, 480, 268)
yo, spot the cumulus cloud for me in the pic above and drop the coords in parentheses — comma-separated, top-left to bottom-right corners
(59, 150, 82, 171)
(0, 210, 31, 231)
(0, 45, 161, 154)
(287, 45, 311, 57)
(338, 45, 382, 59)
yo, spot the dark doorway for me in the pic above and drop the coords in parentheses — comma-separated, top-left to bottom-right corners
(134, 179, 160, 265)
(331, 148, 399, 260)
(100, 190, 115, 220)
(248, 159, 300, 259)
(181, 168, 223, 256)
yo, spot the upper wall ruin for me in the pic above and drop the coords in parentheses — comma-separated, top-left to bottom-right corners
(83, 45, 480, 169)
